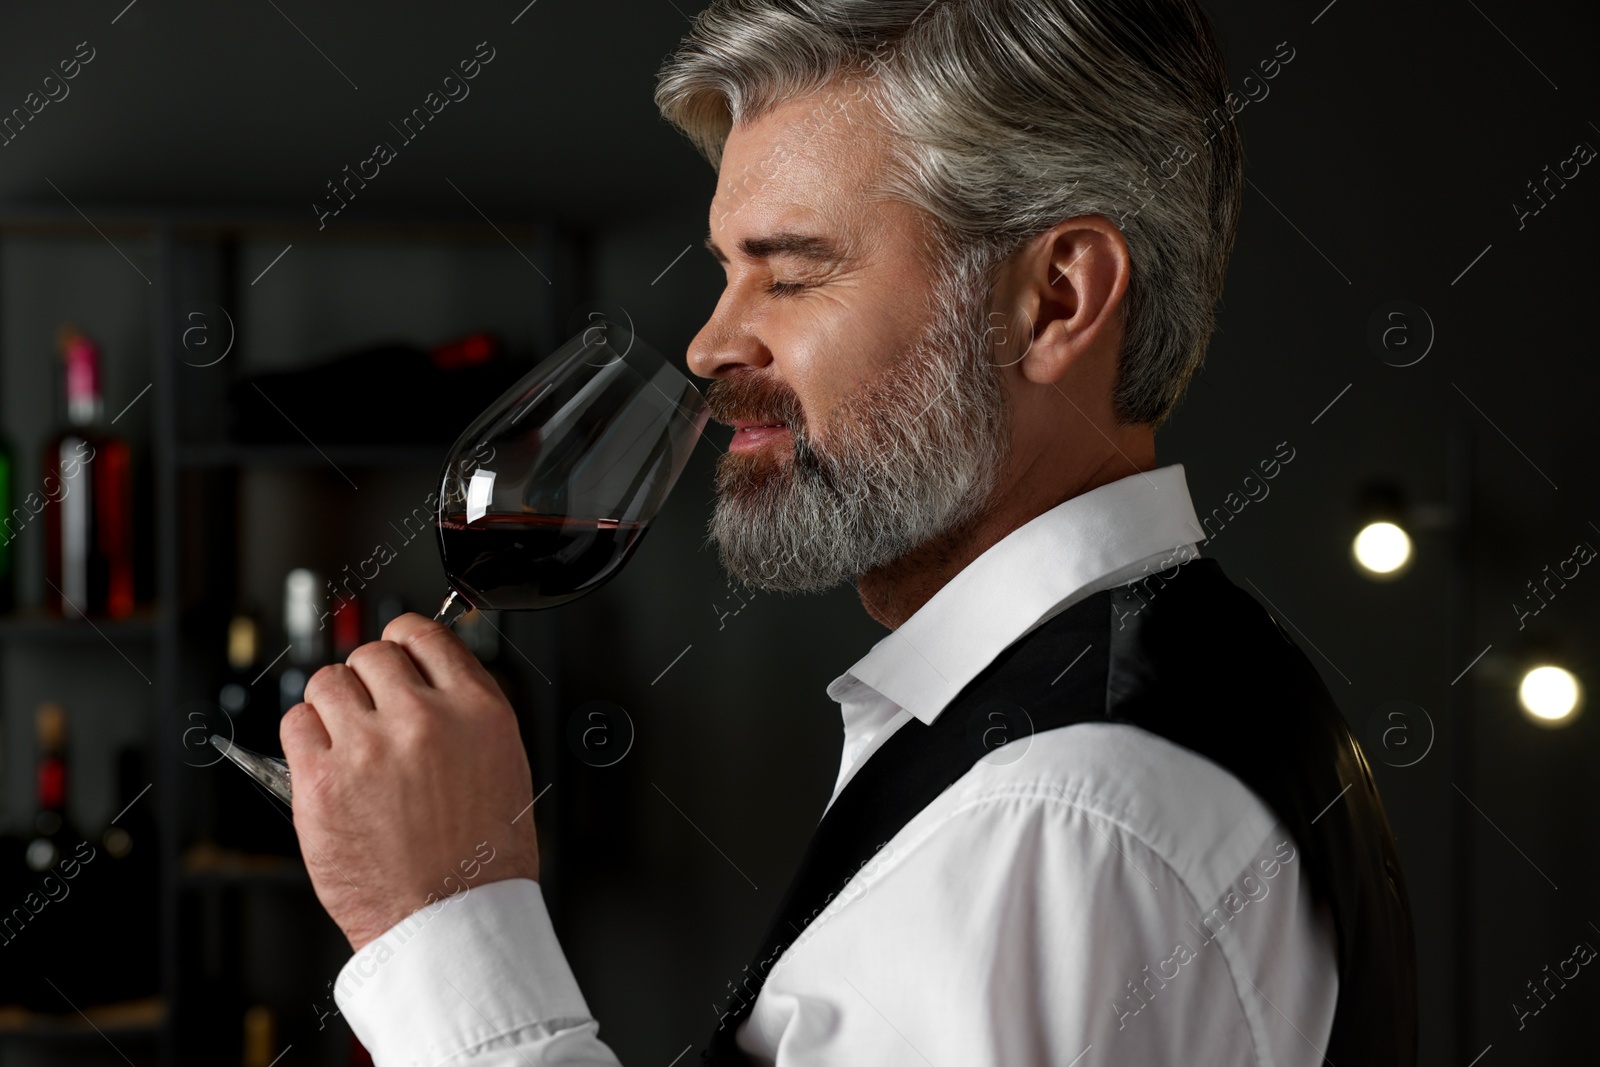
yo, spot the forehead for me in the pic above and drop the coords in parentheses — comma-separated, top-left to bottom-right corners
(710, 81, 889, 237)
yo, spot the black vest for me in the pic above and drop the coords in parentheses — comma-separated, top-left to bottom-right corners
(703, 557, 1418, 1065)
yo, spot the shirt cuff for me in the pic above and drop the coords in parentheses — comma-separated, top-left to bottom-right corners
(333, 877, 597, 1066)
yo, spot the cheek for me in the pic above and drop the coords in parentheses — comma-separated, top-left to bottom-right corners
(775, 294, 921, 428)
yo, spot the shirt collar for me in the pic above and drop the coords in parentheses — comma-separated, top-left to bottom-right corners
(827, 463, 1204, 725)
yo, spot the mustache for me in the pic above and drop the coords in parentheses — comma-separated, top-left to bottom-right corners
(705, 372, 808, 435)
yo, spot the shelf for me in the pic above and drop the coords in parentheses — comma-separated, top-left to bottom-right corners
(180, 843, 309, 888)
(0, 997, 165, 1039)
(175, 442, 445, 470)
(0, 608, 163, 641)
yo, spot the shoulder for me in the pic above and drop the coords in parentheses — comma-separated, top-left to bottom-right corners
(905, 721, 1285, 908)
(758, 723, 1334, 1063)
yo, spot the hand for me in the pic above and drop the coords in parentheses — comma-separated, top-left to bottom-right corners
(281, 613, 540, 952)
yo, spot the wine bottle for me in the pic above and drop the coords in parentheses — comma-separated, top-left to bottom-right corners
(88, 747, 159, 1005)
(42, 324, 135, 618)
(331, 590, 362, 661)
(279, 568, 324, 714)
(0, 724, 26, 1007)
(0, 427, 15, 613)
(219, 610, 261, 721)
(374, 594, 406, 635)
(26, 703, 77, 875)
(242, 1004, 278, 1067)
(18, 702, 96, 1012)
(456, 608, 518, 705)
(216, 610, 297, 855)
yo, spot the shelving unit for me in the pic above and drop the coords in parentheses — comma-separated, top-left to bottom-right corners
(0, 998, 165, 1040)
(0, 205, 578, 1066)
(0, 610, 163, 640)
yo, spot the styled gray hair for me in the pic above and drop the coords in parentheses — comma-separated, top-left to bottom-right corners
(655, 0, 1244, 428)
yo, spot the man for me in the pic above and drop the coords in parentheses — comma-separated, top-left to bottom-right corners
(285, 1, 1418, 1064)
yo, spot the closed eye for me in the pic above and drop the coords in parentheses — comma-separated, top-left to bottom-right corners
(765, 280, 807, 297)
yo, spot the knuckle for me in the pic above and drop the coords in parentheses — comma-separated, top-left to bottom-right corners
(343, 641, 377, 669)
(345, 731, 384, 771)
(381, 611, 441, 645)
(398, 713, 446, 752)
(410, 623, 465, 660)
(303, 663, 348, 702)
(345, 639, 396, 674)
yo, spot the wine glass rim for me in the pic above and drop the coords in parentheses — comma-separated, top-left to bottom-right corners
(582, 325, 705, 401)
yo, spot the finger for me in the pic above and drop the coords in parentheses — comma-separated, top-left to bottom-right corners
(303, 663, 376, 743)
(280, 700, 331, 765)
(344, 639, 428, 702)
(381, 612, 495, 690)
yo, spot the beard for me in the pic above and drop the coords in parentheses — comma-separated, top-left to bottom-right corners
(705, 250, 1011, 594)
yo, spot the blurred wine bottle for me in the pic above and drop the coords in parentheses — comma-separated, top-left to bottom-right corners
(42, 324, 135, 618)
(280, 568, 324, 714)
(216, 608, 297, 856)
(27, 703, 78, 875)
(90, 747, 160, 1005)
(456, 609, 518, 704)
(0, 722, 26, 1007)
(219, 609, 262, 722)
(374, 593, 406, 637)
(17, 702, 95, 1011)
(332, 591, 362, 661)
(242, 1003, 278, 1067)
(230, 330, 512, 445)
(0, 426, 15, 613)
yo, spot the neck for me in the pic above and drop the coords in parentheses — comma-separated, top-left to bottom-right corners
(854, 445, 1155, 630)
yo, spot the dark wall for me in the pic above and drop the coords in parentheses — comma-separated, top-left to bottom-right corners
(0, 1, 1595, 1064)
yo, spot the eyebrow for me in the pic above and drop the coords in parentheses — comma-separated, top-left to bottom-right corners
(704, 230, 846, 265)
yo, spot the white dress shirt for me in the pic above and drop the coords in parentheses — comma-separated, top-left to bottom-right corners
(333, 462, 1339, 1066)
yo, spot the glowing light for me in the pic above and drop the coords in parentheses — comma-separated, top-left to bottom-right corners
(1519, 665, 1582, 725)
(1352, 521, 1412, 578)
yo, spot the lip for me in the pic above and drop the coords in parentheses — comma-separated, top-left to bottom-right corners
(727, 421, 791, 453)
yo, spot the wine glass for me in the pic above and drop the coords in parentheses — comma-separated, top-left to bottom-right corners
(211, 318, 709, 804)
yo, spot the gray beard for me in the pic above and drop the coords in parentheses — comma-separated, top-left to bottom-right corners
(707, 252, 1011, 594)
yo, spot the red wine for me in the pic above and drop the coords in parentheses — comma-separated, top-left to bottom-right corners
(437, 513, 646, 610)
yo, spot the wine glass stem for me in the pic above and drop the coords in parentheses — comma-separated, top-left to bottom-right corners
(434, 588, 471, 627)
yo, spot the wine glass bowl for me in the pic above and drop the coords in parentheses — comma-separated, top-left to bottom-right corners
(434, 317, 708, 618)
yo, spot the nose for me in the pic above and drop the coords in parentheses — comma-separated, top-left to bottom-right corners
(686, 285, 772, 381)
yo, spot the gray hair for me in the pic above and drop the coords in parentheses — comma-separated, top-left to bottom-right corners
(655, 0, 1244, 428)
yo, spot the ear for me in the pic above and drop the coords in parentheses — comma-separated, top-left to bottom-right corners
(995, 216, 1131, 386)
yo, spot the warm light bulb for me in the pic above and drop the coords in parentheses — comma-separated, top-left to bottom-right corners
(1352, 521, 1412, 578)
(1519, 665, 1582, 725)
